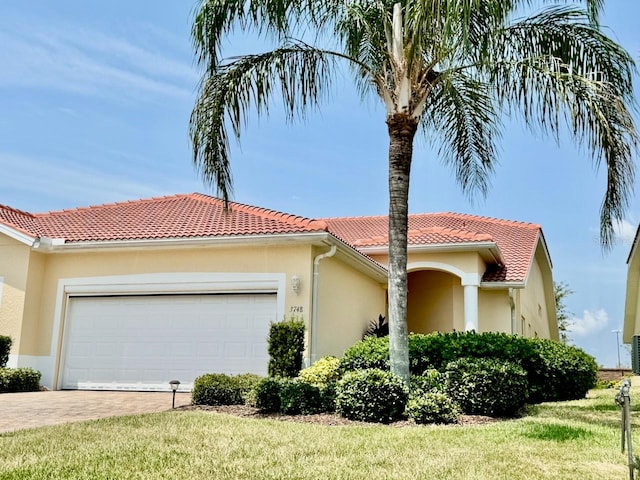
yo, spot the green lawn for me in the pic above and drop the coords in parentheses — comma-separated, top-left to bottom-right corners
(0, 388, 637, 479)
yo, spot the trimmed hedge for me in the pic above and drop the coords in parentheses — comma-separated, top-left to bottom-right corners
(299, 356, 341, 386)
(336, 369, 408, 423)
(251, 377, 283, 413)
(268, 318, 305, 378)
(0, 368, 41, 393)
(340, 331, 597, 403)
(445, 357, 529, 417)
(192, 373, 261, 406)
(250, 377, 334, 414)
(0, 336, 11, 368)
(279, 379, 323, 414)
(526, 338, 598, 402)
(406, 392, 460, 425)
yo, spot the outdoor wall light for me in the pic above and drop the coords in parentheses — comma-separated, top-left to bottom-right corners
(291, 275, 301, 295)
(169, 380, 181, 409)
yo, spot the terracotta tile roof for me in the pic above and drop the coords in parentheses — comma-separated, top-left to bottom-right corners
(0, 204, 41, 238)
(0, 193, 328, 242)
(323, 213, 541, 283)
(0, 194, 542, 283)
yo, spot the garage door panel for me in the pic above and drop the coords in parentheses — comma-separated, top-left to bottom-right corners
(62, 294, 276, 391)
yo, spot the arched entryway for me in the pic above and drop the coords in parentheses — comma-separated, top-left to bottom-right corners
(407, 269, 463, 334)
(406, 261, 481, 334)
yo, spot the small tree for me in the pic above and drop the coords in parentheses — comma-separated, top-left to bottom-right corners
(555, 281, 574, 343)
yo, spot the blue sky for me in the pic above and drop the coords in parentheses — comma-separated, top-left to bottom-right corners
(1, 1, 639, 367)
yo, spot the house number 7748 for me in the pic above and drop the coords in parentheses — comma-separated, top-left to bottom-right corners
(290, 306, 304, 313)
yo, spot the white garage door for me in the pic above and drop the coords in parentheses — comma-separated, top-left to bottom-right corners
(61, 294, 277, 391)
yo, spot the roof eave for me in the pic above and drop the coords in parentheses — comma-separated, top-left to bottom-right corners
(480, 281, 526, 289)
(34, 231, 334, 252)
(0, 223, 37, 246)
(357, 241, 504, 265)
(30, 229, 389, 283)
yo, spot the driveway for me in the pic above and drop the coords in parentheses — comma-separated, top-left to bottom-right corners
(0, 390, 192, 433)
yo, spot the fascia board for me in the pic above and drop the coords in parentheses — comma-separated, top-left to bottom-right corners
(330, 239, 388, 283)
(358, 242, 504, 265)
(38, 232, 334, 252)
(0, 223, 36, 246)
(480, 281, 525, 290)
(627, 224, 640, 265)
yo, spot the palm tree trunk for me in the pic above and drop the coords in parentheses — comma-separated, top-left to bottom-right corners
(387, 113, 418, 385)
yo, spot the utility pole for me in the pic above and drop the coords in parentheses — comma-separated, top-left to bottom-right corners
(613, 329, 622, 375)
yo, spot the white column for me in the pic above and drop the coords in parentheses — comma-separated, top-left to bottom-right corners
(463, 284, 479, 332)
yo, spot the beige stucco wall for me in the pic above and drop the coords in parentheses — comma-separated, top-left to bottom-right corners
(623, 243, 640, 343)
(19, 252, 46, 353)
(0, 234, 32, 352)
(478, 289, 511, 333)
(518, 246, 554, 339)
(314, 251, 386, 359)
(372, 250, 487, 276)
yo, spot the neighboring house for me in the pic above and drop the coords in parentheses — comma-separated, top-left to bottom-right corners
(0, 193, 557, 391)
(624, 226, 640, 344)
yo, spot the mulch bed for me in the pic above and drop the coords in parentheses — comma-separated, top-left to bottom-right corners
(177, 404, 499, 427)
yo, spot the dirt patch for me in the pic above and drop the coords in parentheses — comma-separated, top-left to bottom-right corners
(178, 404, 499, 427)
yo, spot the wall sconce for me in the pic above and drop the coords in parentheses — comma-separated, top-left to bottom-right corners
(291, 275, 301, 295)
(169, 379, 181, 408)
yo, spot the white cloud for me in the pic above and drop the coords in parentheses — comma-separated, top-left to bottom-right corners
(0, 16, 196, 101)
(613, 219, 637, 246)
(566, 309, 609, 337)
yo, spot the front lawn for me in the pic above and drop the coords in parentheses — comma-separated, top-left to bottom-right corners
(0, 388, 636, 479)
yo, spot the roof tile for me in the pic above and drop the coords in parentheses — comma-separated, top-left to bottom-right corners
(0, 194, 542, 283)
(323, 213, 540, 283)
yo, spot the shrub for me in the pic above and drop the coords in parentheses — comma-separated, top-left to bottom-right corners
(268, 317, 305, 378)
(251, 377, 283, 413)
(594, 379, 619, 390)
(406, 392, 460, 425)
(0, 368, 41, 393)
(341, 331, 597, 404)
(192, 373, 262, 406)
(279, 379, 323, 414)
(299, 356, 341, 386)
(526, 338, 597, 403)
(319, 382, 338, 412)
(340, 336, 389, 372)
(192, 373, 244, 406)
(234, 373, 263, 403)
(410, 369, 445, 395)
(0, 336, 11, 368)
(336, 369, 408, 423)
(445, 357, 529, 417)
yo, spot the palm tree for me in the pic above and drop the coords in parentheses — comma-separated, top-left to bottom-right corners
(190, 0, 638, 383)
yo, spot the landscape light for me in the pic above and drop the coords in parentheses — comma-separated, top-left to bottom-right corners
(169, 380, 181, 409)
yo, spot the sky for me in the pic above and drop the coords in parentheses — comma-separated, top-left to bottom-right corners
(1, 1, 639, 368)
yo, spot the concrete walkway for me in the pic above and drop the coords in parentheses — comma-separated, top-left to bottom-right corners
(0, 390, 192, 434)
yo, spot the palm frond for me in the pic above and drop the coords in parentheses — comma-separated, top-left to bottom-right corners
(485, 5, 638, 245)
(421, 72, 500, 198)
(190, 42, 336, 203)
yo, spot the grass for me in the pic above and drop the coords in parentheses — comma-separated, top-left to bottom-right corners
(0, 388, 638, 479)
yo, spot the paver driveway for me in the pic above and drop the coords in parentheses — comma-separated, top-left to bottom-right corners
(0, 390, 192, 433)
